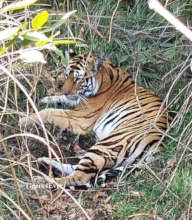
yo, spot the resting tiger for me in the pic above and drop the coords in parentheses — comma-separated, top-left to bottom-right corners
(19, 53, 170, 189)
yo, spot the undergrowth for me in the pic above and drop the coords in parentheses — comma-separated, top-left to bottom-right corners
(0, 0, 192, 219)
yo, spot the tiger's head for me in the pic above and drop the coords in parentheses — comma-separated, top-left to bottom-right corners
(56, 54, 103, 104)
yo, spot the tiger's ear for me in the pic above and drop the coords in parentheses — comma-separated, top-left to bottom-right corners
(69, 49, 77, 57)
(65, 49, 77, 61)
(91, 57, 103, 75)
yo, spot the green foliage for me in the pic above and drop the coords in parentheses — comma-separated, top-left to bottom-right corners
(1, 0, 192, 219)
(0, 2, 77, 62)
(171, 167, 192, 197)
(1, 0, 40, 12)
(111, 163, 191, 219)
(32, 10, 49, 31)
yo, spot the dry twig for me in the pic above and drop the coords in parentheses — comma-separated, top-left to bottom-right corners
(148, 0, 192, 42)
(108, 0, 121, 43)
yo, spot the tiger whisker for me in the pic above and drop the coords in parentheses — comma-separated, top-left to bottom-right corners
(78, 94, 88, 106)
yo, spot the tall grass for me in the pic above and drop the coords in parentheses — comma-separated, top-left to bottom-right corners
(0, 0, 192, 219)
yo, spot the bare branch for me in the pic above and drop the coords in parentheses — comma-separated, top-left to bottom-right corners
(148, 0, 192, 42)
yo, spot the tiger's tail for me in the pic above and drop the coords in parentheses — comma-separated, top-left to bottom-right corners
(55, 170, 94, 189)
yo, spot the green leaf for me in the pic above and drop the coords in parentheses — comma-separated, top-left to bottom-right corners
(32, 11, 49, 31)
(118, 55, 129, 64)
(24, 31, 49, 42)
(35, 40, 49, 47)
(42, 10, 76, 33)
(21, 39, 34, 47)
(42, 20, 65, 33)
(54, 49, 65, 62)
(53, 40, 76, 45)
(0, 36, 18, 55)
(1, 0, 40, 13)
(0, 28, 18, 41)
(61, 10, 77, 20)
(19, 50, 46, 63)
(0, 48, 7, 55)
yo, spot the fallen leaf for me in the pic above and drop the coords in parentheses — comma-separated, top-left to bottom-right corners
(92, 192, 99, 201)
(105, 195, 112, 203)
(167, 158, 177, 168)
(134, 170, 142, 177)
(79, 27, 85, 38)
(105, 204, 115, 214)
(130, 191, 142, 198)
(156, 145, 165, 152)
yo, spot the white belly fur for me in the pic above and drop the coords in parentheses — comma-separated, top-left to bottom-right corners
(93, 107, 125, 140)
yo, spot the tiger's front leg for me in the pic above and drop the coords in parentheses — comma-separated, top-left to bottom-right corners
(19, 108, 89, 134)
(40, 94, 79, 107)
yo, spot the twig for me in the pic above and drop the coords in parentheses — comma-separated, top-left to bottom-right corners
(148, 0, 192, 42)
(79, 0, 93, 42)
(108, 0, 121, 43)
(0, 149, 91, 220)
(0, 189, 31, 220)
(0, 65, 61, 161)
(1, 136, 34, 219)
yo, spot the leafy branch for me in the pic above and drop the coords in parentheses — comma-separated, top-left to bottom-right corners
(0, 0, 77, 63)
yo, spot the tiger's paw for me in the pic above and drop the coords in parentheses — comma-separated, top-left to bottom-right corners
(40, 96, 51, 104)
(55, 177, 67, 185)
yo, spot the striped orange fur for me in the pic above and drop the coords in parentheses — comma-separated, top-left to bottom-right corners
(20, 54, 170, 188)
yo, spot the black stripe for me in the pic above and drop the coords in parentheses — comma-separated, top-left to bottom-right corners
(120, 110, 139, 121)
(122, 74, 132, 84)
(82, 157, 97, 168)
(95, 73, 106, 95)
(101, 101, 161, 131)
(116, 84, 133, 95)
(88, 149, 108, 157)
(114, 94, 155, 109)
(138, 139, 158, 160)
(111, 156, 117, 163)
(75, 167, 98, 174)
(156, 122, 167, 130)
(116, 68, 120, 82)
(113, 100, 137, 109)
(108, 69, 114, 82)
(101, 117, 116, 130)
(84, 106, 104, 118)
(101, 131, 126, 141)
(99, 139, 122, 146)
(112, 145, 123, 152)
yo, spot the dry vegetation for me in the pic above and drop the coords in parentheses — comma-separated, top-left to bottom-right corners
(0, 0, 192, 219)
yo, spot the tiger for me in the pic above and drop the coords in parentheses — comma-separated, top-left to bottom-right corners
(19, 53, 170, 189)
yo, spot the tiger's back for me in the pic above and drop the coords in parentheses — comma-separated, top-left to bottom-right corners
(20, 54, 170, 189)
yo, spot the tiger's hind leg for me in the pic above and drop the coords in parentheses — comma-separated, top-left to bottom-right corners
(97, 166, 124, 186)
(38, 156, 115, 189)
(37, 141, 121, 189)
(38, 157, 92, 189)
(97, 138, 161, 185)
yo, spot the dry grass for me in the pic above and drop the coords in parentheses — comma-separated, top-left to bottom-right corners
(0, 0, 192, 219)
